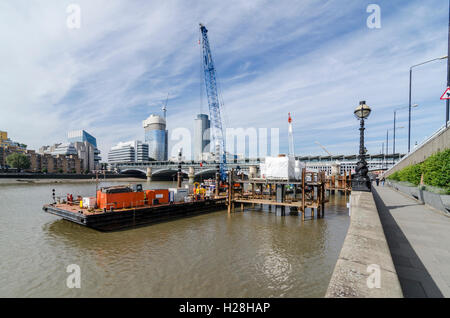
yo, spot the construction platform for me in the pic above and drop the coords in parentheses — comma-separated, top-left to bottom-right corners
(226, 169, 328, 220)
(43, 198, 227, 231)
(325, 172, 352, 194)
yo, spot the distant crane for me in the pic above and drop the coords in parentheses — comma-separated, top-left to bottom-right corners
(314, 141, 333, 157)
(162, 93, 169, 121)
(199, 23, 227, 181)
(288, 113, 295, 157)
(315, 141, 342, 176)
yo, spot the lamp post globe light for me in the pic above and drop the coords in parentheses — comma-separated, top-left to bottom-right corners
(352, 101, 372, 192)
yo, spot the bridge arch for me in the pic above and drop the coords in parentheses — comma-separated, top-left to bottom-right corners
(120, 169, 147, 177)
(152, 169, 188, 181)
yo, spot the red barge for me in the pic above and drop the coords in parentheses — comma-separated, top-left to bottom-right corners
(43, 184, 227, 231)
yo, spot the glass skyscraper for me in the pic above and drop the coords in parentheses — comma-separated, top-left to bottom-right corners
(143, 114, 168, 161)
(194, 114, 210, 161)
(68, 130, 97, 147)
(67, 130, 101, 170)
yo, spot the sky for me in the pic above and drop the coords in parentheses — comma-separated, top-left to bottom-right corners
(0, 0, 449, 160)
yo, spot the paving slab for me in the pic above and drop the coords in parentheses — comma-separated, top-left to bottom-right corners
(373, 185, 450, 297)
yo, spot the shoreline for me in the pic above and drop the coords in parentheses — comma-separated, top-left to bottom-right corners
(0, 177, 146, 185)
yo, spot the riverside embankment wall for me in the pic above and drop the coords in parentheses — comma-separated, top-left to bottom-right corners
(325, 191, 403, 298)
(385, 124, 450, 177)
(0, 173, 145, 179)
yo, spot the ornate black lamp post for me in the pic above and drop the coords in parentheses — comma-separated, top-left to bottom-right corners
(352, 101, 372, 192)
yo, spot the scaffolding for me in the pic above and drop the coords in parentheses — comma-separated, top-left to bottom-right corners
(226, 168, 327, 221)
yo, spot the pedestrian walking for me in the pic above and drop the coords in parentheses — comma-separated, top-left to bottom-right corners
(381, 177, 385, 186)
(376, 176, 380, 186)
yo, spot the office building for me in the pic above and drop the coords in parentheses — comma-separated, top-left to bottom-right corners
(41, 142, 95, 173)
(67, 130, 101, 169)
(193, 114, 210, 161)
(68, 130, 97, 147)
(143, 114, 168, 161)
(73, 142, 96, 172)
(108, 140, 149, 163)
(40, 141, 96, 172)
(50, 143, 78, 156)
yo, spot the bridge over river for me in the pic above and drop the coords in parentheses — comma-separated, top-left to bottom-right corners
(110, 153, 401, 181)
(111, 160, 261, 180)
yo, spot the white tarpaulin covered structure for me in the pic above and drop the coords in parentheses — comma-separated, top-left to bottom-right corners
(260, 156, 304, 180)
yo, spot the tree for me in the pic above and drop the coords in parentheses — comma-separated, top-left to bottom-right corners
(6, 153, 30, 171)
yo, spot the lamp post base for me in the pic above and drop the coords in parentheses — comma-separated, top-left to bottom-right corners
(351, 177, 372, 192)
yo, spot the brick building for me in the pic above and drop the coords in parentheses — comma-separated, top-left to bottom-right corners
(26, 150, 82, 173)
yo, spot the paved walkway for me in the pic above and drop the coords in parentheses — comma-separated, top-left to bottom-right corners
(373, 185, 450, 297)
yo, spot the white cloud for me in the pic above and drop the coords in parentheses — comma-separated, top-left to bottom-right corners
(0, 0, 448, 159)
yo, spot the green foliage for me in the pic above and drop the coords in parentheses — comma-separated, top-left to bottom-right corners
(422, 148, 450, 189)
(388, 148, 450, 190)
(58, 168, 63, 173)
(388, 171, 400, 181)
(399, 163, 423, 185)
(6, 153, 30, 171)
(42, 168, 48, 173)
(388, 164, 422, 185)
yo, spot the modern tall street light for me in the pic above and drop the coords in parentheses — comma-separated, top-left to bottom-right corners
(408, 56, 448, 153)
(385, 126, 404, 168)
(447, 0, 450, 128)
(392, 125, 405, 164)
(352, 101, 372, 192)
(394, 104, 417, 163)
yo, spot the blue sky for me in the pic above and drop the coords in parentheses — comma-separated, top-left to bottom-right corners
(0, 0, 449, 159)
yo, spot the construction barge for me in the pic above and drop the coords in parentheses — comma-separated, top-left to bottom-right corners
(43, 155, 343, 230)
(43, 184, 226, 231)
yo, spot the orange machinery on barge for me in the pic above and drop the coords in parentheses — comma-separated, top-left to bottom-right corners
(43, 184, 227, 231)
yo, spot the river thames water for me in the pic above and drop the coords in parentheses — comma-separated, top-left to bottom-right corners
(0, 179, 349, 297)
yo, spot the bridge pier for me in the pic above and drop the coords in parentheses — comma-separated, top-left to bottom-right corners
(249, 166, 258, 205)
(276, 184, 286, 216)
(146, 167, 152, 182)
(188, 167, 195, 185)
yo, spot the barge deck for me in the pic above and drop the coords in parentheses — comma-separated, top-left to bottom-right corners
(43, 198, 227, 231)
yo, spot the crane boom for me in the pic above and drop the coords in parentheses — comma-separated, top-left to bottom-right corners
(162, 93, 169, 121)
(314, 141, 333, 156)
(199, 23, 227, 181)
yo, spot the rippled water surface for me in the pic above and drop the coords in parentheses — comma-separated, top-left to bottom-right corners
(0, 180, 349, 297)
